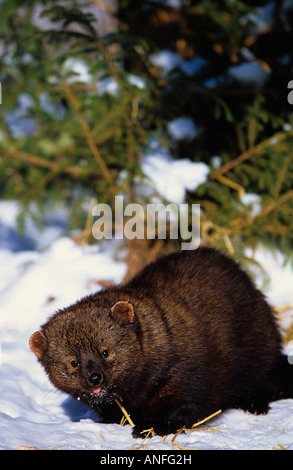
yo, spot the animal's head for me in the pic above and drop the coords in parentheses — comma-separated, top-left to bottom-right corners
(29, 300, 141, 405)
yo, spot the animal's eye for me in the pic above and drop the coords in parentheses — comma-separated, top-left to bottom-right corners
(70, 360, 80, 368)
(101, 350, 109, 359)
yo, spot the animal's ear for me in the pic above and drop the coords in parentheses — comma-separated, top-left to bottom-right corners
(110, 301, 135, 324)
(29, 331, 48, 359)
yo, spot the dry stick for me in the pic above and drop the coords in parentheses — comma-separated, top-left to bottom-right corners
(115, 397, 221, 445)
(59, 78, 115, 192)
(114, 398, 135, 428)
(170, 409, 222, 446)
(191, 409, 222, 428)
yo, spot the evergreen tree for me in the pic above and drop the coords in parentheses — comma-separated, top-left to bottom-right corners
(1, 0, 293, 265)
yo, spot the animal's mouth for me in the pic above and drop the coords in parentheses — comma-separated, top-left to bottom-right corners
(89, 385, 110, 402)
(75, 377, 119, 403)
(75, 385, 107, 403)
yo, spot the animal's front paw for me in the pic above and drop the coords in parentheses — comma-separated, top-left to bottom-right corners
(132, 424, 154, 439)
(132, 421, 176, 438)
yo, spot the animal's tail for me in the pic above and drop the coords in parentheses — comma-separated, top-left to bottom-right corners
(266, 353, 293, 402)
(238, 353, 293, 415)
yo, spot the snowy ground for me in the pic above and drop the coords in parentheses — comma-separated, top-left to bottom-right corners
(1, 198, 293, 451)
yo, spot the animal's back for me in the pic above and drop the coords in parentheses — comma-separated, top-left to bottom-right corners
(123, 247, 282, 407)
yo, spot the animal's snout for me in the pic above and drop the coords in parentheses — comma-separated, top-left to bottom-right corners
(85, 358, 103, 388)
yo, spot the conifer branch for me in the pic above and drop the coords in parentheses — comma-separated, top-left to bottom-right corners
(211, 128, 293, 179)
(59, 78, 115, 191)
(274, 152, 293, 199)
(96, 38, 123, 84)
(7, 149, 102, 178)
(229, 189, 293, 230)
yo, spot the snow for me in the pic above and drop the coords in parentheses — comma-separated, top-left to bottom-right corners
(97, 76, 119, 96)
(141, 154, 209, 204)
(205, 60, 271, 90)
(249, 246, 293, 308)
(240, 193, 262, 216)
(2, 0, 293, 451)
(168, 117, 201, 142)
(1, 197, 293, 451)
(5, 93, 38, 138)
(63, 58, 93, 84)
(150, 50, 208, 77)
(242, 2, 276, 35)
(227, 61, 270, 88)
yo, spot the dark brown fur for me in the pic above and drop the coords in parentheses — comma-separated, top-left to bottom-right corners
(29, 247, 293, 437)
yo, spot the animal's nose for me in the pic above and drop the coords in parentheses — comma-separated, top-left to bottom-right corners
(88, 372, 102, 386)
(85, 358, 103, 388)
